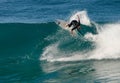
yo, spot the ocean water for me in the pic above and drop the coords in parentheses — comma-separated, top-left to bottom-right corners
(0, 0, 120, 83)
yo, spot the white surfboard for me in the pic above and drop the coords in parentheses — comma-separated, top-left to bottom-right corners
(55, 19, 73, 32)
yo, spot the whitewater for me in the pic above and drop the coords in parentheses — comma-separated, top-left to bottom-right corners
(40, 10, 120, 62)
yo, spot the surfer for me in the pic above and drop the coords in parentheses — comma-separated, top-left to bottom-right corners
(66, 15, 81, 34)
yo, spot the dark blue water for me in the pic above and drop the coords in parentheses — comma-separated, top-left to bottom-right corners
(0, 0, 120, 83)
(0, 0, 119, 23)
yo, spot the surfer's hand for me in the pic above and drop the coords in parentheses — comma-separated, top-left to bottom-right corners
(65, 24, 68, 27)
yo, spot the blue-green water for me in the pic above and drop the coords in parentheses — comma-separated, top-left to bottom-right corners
(0, 0, 120, 83)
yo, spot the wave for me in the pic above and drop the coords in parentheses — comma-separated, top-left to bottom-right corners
(40, 10, 120, 62)
(0, 22, 58, 56)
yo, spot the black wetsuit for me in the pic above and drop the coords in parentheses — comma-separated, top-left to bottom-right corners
(68, 20, 80, 31)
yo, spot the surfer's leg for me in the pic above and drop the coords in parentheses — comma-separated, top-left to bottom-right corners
(72, 26, 77, 31)
(77, 28, 83, 35)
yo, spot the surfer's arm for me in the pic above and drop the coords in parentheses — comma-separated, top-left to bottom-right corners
(77, 15, 80, 24)
(71, 27, 77, 35)
(65, 22, 72, 28)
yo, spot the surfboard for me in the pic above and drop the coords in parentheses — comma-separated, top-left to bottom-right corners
(55, 19, 82, 36)
(55, 19, 70, 30)
(55, 19, 76, 32)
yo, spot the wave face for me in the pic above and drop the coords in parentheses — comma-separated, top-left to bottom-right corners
(0, 22, 58, 82)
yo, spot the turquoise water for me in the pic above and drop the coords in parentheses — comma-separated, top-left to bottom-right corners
(0, 0, 120, 83)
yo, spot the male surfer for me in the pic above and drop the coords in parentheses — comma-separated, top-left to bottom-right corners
(66, 15, 81, 34)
